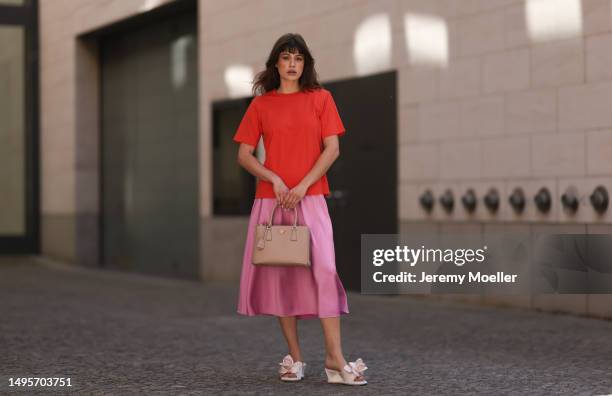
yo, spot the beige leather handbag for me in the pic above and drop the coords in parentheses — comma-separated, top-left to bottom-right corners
(252, 202, 311, 267)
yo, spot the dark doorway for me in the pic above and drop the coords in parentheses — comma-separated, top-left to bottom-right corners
(98, 2, 199, 278)
(212, 98, 257, 216)
(0, 0, 39, 254)
(324, 71, 398, 291)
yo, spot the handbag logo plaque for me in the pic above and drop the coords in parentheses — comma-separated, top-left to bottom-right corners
(252, 202, 311, 267)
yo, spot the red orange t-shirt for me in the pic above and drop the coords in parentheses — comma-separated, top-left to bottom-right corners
(232, 87, 346, 199)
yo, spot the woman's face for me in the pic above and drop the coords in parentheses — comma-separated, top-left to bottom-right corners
(276, 50, 304, 81)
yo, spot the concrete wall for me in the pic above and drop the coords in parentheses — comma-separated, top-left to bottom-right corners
(39, 0, 612, 318)
(39, 0, 177, 265)
(198, 0, 612, 318)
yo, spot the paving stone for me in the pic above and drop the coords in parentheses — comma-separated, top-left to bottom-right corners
(1, 256, 611, 395)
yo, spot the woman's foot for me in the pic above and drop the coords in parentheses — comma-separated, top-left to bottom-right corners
(325, 357, 368, 385)
(278, 354, 306, 381)
(324, 356, 346, 372)
(324, 356, 366, 383)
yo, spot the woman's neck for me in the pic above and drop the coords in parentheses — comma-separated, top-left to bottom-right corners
(277, 80, 300, 94)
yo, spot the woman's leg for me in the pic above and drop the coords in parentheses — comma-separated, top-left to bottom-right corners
(277, 315, 303, 378)
(320, 317, 364, 381)
(320, 317, 346, 370)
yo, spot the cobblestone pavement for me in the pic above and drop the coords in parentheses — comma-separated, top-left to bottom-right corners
(1, 256, 612, 395)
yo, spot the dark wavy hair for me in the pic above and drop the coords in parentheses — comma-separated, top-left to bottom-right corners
(252, 33, 322, 96)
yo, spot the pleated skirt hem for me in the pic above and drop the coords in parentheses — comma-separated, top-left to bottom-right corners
(236, 308, 350, 320)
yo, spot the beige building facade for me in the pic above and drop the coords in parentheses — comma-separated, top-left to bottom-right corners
(35, 0, 612, 318)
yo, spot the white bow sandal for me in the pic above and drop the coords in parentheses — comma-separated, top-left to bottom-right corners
(324, 358, 368, 385)
(278, 354, 306, 381)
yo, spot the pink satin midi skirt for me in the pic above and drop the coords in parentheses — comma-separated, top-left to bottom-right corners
(236, 194, 349, 319)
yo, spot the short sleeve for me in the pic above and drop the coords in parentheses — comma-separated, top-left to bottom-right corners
(320, 90, 346, 138)
(232, 98, 262, 147)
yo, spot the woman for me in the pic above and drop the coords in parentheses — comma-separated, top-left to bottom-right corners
(233, 33, 368, 386)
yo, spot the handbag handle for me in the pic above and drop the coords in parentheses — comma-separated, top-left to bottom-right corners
(267, 202, 299, 228)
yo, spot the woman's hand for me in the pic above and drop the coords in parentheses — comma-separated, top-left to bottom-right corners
(283, 183, 308, 209)
(272, 177, 290, 208)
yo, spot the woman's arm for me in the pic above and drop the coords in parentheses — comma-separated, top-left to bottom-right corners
(282, 135, 340, 209)
(237, 143, 280, 183)
(237, 143, 289, 204)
